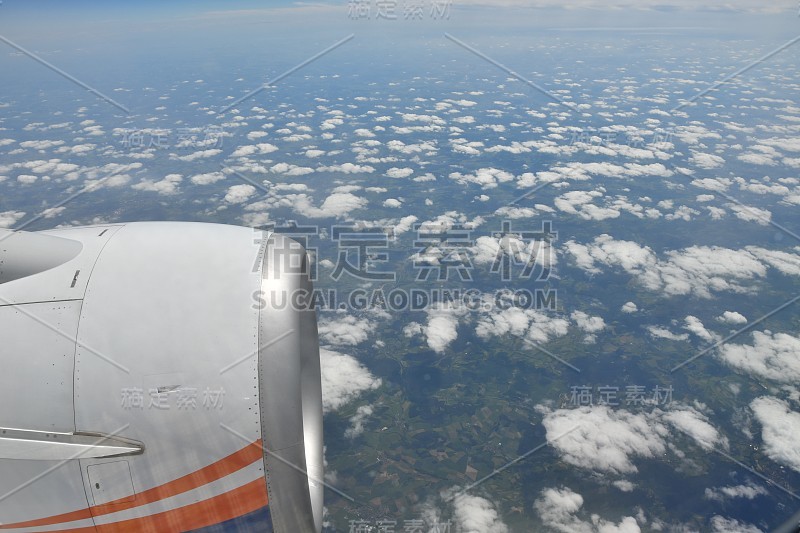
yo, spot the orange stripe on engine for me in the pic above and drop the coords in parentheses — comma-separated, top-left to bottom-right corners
(0, 441, 264, 530)
(58, 478, 268, 533)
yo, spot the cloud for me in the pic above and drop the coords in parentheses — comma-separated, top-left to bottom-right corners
(664, 205, 700, 222)
(224, 184, 257, 204)
(762, 136, 800, 152)
(738, 152, 778, 166)
(538, 404, 668, 475)
(749, 246, 800, 276)
(564, 234, 800, 298)
(295, 192, 368, 219)
(689, 152, 725, 169)
(190, 171, 225, 185)
(404, 303, 468, 354)
(383, 198, 402, 208)
(710, 516, 763, 533)
(470, 234, 556, 273)
(493, 206, 539, 219)
(662, 404, 728, 451)
(353, 215, 419, 237)
(534, 487, 585, 532)
(646, 326, 689, 341)
(246, 131, 269, 141)
(534, 486, 641, 533)
(318, 315, 376, 346)
(385, 167, 415, 179)
(132, 173, 182, 195)
(571, 311, 606, 333)
(691, 177, 732, 192)
(320, 348, 381, 414)
(83, 174, 132, 190)
(682, 315, 719, 343)
(528, 162, 673, 185)
(612, 480, 635, 492)
(485, 141, 532, 155)
(728, 203, 772, 225)
(750, 396, 800, 473)
(270, 162, 314, 176)
(706, 206, 727, 219)
(41, 207, 65, 219)
(175, 148, 222, 161)
(317, 162, 375, 174)
(539, 401, 732, 482)
(393, 215, 418, 235)
(11, 159, 83, 177)
(416, 212, 486, 234)
(476, 307, 570, 345)
(451, 143, 482, 156)
(19, 139, 64, 150)
(283, 134, 312, 143)
(621, 302, 638, 314)
(425, 313, 460, 353)
(243, 185, 371, 223)
(449, 168, 515, 189)
(554, 190, 621, 221)
(704, 482, 768, 502)
(0, 210, 25, 228)
(716, 311, 747, 325)
(230, 143, 278, 157)
(344, 404, 373, 438)
(563, 234, 654, 276)
(386, 139, 438, 155)
(448, 492, 509, 533)
(57, 143, 96, 155)
(717, 331, 800, 383)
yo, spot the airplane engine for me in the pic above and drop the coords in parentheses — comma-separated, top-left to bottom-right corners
(0, 222, 324, 532)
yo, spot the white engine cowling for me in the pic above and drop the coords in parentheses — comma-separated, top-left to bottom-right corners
(0, 222, 323, 533)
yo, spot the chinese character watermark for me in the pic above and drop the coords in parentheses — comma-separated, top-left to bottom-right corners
(568, 128, 674, 150)
(348, 518, 452, 533)
(566, 384, 673, 408)
(347, 0, 452, 20)
(413, 222, 474, 281)
(118, 126, 225, 150)
(331, 225, 396, 282)
(489, 220, 556, 282)
(121, 386, 225, 411)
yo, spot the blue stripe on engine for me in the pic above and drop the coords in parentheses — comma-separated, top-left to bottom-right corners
(188, 505, 273, 533)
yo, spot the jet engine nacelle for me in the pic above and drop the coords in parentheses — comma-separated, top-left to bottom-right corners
(0, 222, 323, 532)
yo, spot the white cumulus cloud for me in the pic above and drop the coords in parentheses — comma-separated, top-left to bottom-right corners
(534, 486, 641, 533)
(224, 184, 257, 204)
(320, 348, 381, 414)
(751, 396, 800, 473)
(717, 331, 800, 383)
